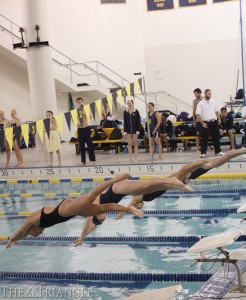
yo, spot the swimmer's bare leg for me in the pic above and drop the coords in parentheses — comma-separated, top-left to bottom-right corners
(112, 177, 192, 195)
(207, 148, 246, 168)
(84, 203, 144, 219)
(169, 159, 210, 181)
(116, 195, 143, 220)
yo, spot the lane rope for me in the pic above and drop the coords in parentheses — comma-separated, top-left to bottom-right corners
(0, 208, 243, 216)
(0, 173, 246, 185)
(0, 189, 245, 198)
(0, 271, 212, 282)
(0, 235, 245, 243)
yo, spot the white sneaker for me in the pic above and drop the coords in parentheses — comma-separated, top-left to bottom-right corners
(215, 152, 225, 156)
(200, 153, 206, 158)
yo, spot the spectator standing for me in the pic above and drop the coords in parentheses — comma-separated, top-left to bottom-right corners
(123, 100, 142, 162)
(76, 97, 96, 165)
(219, 107, 235, 150)
(10, 109, 24, 167)
(160, 112, 173, 152)
(45, 111, 62, 166)
(0, 110, 11, 168)
(242, 106, 246, 155)
(147, 102, 162, 161)
(196, 89, 223, 158)
(193, 88, 203, 152)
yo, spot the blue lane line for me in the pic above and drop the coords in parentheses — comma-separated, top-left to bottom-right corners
(0, 235, 244, 243)
(0, 271, 212, 282)
(0, 241, 194, 248)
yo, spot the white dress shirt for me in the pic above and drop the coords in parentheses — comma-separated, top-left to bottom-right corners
(196, 98, 219, 121)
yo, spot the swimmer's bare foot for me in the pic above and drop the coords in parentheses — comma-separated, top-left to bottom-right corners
(116, 212, 126, 220)
(17, 164, 24, 168)
(5, 164, 9, 169)
(166, 177, 193, 192)
(129, 206, 144, 219)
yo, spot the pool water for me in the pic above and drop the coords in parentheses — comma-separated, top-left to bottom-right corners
(0, 179, 246, 299)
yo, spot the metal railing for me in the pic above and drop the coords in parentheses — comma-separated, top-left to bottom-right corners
(0, 13, 192, 114)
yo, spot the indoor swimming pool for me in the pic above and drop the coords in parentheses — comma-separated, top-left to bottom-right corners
(0, 178, 246, 299)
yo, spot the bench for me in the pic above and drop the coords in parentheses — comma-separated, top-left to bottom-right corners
(70, 128, 127, 155)
(70, 139, 124, 155)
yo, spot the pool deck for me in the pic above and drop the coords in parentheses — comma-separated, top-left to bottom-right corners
(0, 143, 245, 179)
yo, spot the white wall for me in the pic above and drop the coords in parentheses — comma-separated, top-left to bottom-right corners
(0, 46, 31, 122)
(0, 0, 245, 116)
(143, 0, 245, 109)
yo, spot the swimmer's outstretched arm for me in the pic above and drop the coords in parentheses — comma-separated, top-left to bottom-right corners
(6, 216, 35, 248)
(74, 217, 96, 247)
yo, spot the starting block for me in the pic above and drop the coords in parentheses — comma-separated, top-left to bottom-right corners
(237, 204, 246, 223)
(128, 285, 182, 300)
(187, 229, 246, 290)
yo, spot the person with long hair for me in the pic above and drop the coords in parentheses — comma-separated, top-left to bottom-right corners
(10, 109, 24, 168)
(123, 99, 142, 162)
(45, 111, 62, 167)
(147, 102, 162, 161)
(0, 110, 11, 168)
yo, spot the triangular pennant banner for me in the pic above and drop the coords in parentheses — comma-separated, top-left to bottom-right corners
(0, 130, 4, 151)
(77, 107, 83, 127)
(69, 92, 74, 110)
(107, 94, 113, 113)
(36, 119, 44, 143)
(112, 93, 117, 111)
(138, 78, 143, 92)
(134, 80, 140, 95)
(13, 126, 22, 148)
(43, 118, 51, 139)
(90, 102, 96, 121)
(5, 127, 13, 152)
(116, 89, 123, 108)
(126, 85, 131, 97)
(29, 122, 36, 139)
(122, 87, 127, 104)
(55, 114, 63, 135)
(95, 99, 102, 119)
(84, 104, 90, 125)
(70, 109, 78, 129)
(130, 82, 135, 98)
(102, 97, 108, 113)
(21, 124, 29, 148)
(64, 111, 71, 131)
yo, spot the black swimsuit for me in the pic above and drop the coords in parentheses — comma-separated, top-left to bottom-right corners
(39, 199, 75, 228)
(99, 185, 125, 204)
(142, 190, 166, 202)
(189, 168, 210, 180)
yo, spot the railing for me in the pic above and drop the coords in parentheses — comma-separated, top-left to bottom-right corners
(0, 13, 192, 115)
